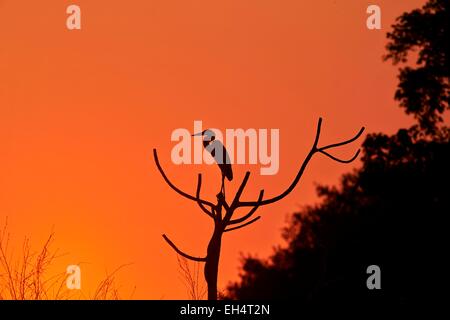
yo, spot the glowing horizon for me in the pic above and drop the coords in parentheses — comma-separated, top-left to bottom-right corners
(0, 0, 426, 298)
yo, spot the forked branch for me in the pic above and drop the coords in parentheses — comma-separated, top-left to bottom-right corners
(232, 172, 251, 207)
(318, 149, 361, 163)
(228, 190, 264, 225)
(238, 118, 365, 207)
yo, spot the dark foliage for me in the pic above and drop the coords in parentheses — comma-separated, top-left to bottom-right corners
(227, 0, 449, 304)
(384, 0, 449, 135)
(227, 130, 448, 304)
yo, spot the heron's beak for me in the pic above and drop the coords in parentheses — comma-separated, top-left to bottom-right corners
(192, 132, 203, 136)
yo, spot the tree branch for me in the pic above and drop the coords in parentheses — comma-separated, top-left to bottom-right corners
(318, 149, 361, 163)
(196, 174, 215, 219)
(238, 118, 364, 207)
(153, 149, 215, 208)
(230, 171, 251, 208)
(318, 126, 365, 151)
(162, 234, 206, 262)
(235, 171, 251, 202)
(229, 190, 264, 225)
(224, 216, 261, 233)
(216, 193, 230, 213)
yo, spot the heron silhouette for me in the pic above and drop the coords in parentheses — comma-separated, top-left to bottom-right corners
(193, 129, 233, 197)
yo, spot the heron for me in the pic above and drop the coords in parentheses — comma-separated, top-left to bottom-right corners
(192, 129, 233, 197)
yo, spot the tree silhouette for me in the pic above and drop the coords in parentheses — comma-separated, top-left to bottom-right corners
(227, 0, 449, 305)
(384, 0, 449, 135)
(153, 119, 364, 300)
(227, 130, 448, 303)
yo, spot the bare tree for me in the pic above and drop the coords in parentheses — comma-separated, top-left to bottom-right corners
(154, 118, 364, 300)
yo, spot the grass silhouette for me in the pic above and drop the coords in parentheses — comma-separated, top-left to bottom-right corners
(177, 255, 206, 300)
(0, 219, 132, 300)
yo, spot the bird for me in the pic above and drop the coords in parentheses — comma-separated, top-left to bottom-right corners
(192, 129, 233, 197)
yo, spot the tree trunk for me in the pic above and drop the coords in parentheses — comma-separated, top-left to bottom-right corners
(204, 227, 223, 300)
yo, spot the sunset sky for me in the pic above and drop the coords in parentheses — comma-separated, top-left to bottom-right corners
(0, 0, 426, 299)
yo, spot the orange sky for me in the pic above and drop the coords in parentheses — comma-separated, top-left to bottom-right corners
(0, 0, 426, 299)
